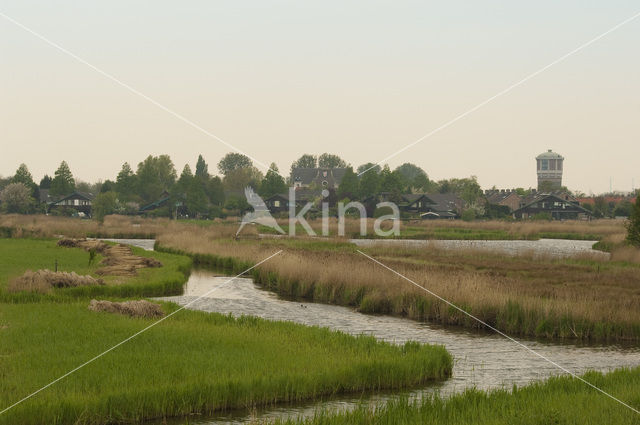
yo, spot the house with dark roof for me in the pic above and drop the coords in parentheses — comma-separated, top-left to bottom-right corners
(369, 192, 462, 219)
(47, 191, 94, 216)
(485, 190, 523, 212)
(264, 189, 321, 214)
(138, 191, 186, 217)
(291, 168, 347, 190)
(512, 193, 591, 220)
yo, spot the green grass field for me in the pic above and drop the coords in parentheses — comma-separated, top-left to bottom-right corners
(0, 238, 191, 301)
(271, 367, 640, 425)
(0, 303, 452, 425)
(0, 237, 453, 424)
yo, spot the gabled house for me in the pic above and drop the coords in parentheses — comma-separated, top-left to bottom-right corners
(264, 193, 290, 214)
(47, 191, 94, 216)
(264, 189, 321, 214)
(485, 190, 523, 212)
(371, 192, 462, 219)
(513, 193, 592, 220)
(291, 168, 347, 189)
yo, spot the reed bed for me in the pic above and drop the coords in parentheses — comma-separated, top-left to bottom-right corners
(0, 302, 452, 425)
(267, 217, 626, 241)
(0, 214, 625, 242)
(157, 228, 640, 341)
(0, 214, 252, 239)
(271, 367, 640, 425)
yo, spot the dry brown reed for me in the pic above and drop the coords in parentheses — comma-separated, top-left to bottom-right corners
(275, 217, 627, 240)
(157, 227, 640, 339)
(88, 299, 165, 318)
(8, 270, 104, 293)
(57, 238, 163, 276)
(0, 214, 252, 239)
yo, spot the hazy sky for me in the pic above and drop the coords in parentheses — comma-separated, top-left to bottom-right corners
(1, 1, 639, 194)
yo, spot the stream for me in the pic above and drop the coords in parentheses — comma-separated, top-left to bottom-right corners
(109, 239, 638, 424)
(154, 271, 639, 424)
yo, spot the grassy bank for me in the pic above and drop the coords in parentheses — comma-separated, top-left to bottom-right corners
(0, 303, 452, 425)
(0, 238, 191, 302)
(0, 236, 453, 424)
(157, 230, 640, 342)
(270, 367, 640, 425)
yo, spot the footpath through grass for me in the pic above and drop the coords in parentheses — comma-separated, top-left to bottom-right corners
(0, 237, 452, 424)
(271, 367, 640, 425)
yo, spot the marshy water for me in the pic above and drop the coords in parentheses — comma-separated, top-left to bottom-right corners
(351, 238, 610, 259)
(154, 271, 638, 424)
(108, 238, 637, 424)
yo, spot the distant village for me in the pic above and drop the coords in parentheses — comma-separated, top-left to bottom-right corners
(0, 150, 637, 221)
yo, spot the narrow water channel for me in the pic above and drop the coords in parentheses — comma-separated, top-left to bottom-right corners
(106, 238, 636, 424)
(153, 270, 639, 425)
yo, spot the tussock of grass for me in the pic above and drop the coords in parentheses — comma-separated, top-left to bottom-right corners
(0, 302, 452, 425)
(272, 367, 640, 425)
(8, 269, 104, 293)
(88, 299, 165, 318)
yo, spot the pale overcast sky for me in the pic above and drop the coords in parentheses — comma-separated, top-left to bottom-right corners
(1, 1, 639, 194)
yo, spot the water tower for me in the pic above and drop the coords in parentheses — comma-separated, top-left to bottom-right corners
(536, 149, 564, 190)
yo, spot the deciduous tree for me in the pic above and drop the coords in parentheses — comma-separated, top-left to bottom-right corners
(93, 191, 119, 224)
(290, 154, 317, 173)
(356, 162, 381, 175)
(338, 167, 359, 200)
(0, 183, 33, 213)
(318, 153, 347, 168)
(136, 155, 177, 203)
(217, 153, 253, 176)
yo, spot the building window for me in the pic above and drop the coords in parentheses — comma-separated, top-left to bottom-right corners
(541, 159, 549, 170)
(274, 200, 280, 207)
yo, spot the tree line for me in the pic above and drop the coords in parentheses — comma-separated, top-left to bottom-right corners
(0, 152, 498, 219)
